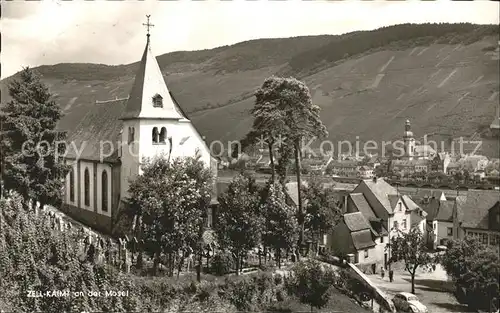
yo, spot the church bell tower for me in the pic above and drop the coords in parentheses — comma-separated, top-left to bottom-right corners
(403, 119, 415, 160)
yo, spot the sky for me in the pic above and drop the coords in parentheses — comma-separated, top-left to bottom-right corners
(1, 0, 499, 79)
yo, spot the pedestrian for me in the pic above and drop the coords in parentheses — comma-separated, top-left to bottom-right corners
(380, 267, 385, 279)
(389, 269, 394, 282)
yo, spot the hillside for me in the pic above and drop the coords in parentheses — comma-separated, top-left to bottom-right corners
(1, 23, 499, 157)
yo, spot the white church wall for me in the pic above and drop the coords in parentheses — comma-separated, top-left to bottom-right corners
(79, 160, 95, 212)
(138, 119, 211, 167)
(120, 120, 141, 201)
(96, 163, 112, 217)
(65, 159, 78, 206)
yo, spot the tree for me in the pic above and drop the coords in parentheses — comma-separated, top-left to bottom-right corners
(0, 67, 70, 210)
(247, 78, 291, 182)
(214, 173, 263, 275)
(388, 228, 435, 294)
(302, 176, 341, 255)
(126, 154, 212, 276)
(440, 237, 499, 312)
(261, 183, 299, 268)
(256, 76, 328, 260)
(286, 259, 336, 312)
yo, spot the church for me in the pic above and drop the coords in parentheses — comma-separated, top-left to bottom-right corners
(58, 21, 218, 234)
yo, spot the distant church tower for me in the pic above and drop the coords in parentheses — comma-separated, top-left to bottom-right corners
(119, 16, 212, 200)
(403, 119, 415, 160)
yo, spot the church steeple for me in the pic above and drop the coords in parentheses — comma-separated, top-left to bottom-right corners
(120, 15, 185, 121)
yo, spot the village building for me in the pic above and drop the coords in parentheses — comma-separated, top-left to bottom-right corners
(357, 166, 374, 179)
(57, 29, 217, 234)
(328, 212, 383, 268)
(421, 190, 500, 250)
(331, 178, 427, 269)
(430, 152, 451, 173)
(327, 160, 359, 177)
(391, 159, 429, 177)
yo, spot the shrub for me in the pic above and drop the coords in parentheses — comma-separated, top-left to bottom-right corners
(286, 259, 336, 311)
(210, 252, 235, 276)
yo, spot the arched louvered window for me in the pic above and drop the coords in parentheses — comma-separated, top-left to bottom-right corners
(159, 127, 167, 143)
(152, 127, 159, 143)
(153, 94, 163, 108)
(84, 168, 90, 207)
(101, 170, 108, 212)
(128, 127, 135, 144)
(69, 168, 75, 202)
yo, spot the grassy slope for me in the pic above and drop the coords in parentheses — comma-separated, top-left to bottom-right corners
(1, 24, 498, 156)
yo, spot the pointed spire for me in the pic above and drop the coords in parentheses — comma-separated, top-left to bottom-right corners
(120, 16, 186, 121)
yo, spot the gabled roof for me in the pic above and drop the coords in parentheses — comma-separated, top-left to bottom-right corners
(344, 212, 371, 232)
(435, 200, 455, 222)
(58, 98, 127, 162)
(457, 190, 499, 230)
(401, 195, 420, 212)
(388, 195, 400, 210)
(120, 36, 185, 120)
(351, 230, 376, 250)
(349, 193, 377, 221)
(358, 178, 398, 214)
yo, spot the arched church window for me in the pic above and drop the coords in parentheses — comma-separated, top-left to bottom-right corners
(159, 127, 167, 143)
(69, 168, 75, 202)
(152, 127, 159, 144)
(101, 170, 108, 212)
(130, 127, 135, 144)
(84, 168, 90, 207)
(127, 127, 132, 144)
(153, 94, 163, 108)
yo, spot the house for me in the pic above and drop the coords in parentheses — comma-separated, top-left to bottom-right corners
(357, 166, 374, 179)
(328, 160, 359, 177)
(302, 157, 331, 174)
(454, 191, 500, 247)
(425, 190, 500, 250)
(446, 161, 462, 176)
(413, 190, 447, 206)
(340, 178, 427, 268)
(461, 155, 489, 172)
(328, 212, 381, 266)
(391, 159, 429, 176)
(430, 152, 451, 173)
(423, 199, 456, 249)
(57, 30, 217, 234)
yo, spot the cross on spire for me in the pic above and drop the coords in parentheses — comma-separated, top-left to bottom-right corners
(143, 15, 154, 38)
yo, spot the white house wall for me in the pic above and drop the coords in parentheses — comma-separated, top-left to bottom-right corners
(433, 220, 454, 248)
(388, 199, 411, 233)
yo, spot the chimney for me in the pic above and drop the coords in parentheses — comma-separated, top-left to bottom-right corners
(373, 176, 377, 183)
(344, 195, 348, 214)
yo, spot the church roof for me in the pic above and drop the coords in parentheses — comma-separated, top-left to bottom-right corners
(58, 99, 127, 162)
(120, 36, 186, 120)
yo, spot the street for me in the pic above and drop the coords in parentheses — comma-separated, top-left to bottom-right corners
(367, 265, 472, 313)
